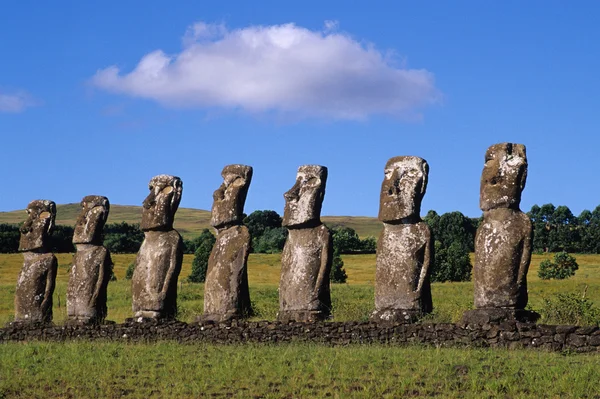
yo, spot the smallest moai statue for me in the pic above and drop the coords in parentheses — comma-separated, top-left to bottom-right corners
(13, 200, 58, 325)
(278, 165, 332, 322)
(67, 196, 113, 325)
(371, 156, 433, 323)
(462, 143, 539, 324)
(131, 175, 184, 321)
(202, 165, 253, 322)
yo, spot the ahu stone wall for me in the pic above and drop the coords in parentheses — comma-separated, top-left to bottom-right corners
(2, 320, 600, 353)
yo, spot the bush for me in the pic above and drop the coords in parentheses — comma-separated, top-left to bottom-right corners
(538, 252, 578, 280)
(430, 241, 472, 283)
(330, 249, 347, 284)
(539, 289, 599, 325)
(125, 262, 135, 280)
(188, 229, 216, 283)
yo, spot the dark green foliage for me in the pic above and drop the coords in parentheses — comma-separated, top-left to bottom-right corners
(538, 251, 579, 280)
(424, 210, 473, 283)
(244, 210, 283, 238)
(125, 262, 135, 280)
(103, 222, 144, 254)
(0, 224, 20, 253)
(330, 248, 348, 283)
(330, 226, 376, 254)
(188, 229, 216, 283)
(430, 241, 472, 283)
(253, 227, 288, 254)
(49, 225, 75, 253)
(244, 210, 286, 253)
(539, 289, 599, 325)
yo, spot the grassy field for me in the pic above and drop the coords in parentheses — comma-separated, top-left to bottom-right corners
(0, 204, 382, 239)
(2, 342, 600, 398)
(2, 253, 600, 398)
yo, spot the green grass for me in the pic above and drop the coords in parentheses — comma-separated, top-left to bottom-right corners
(1, 342, 599, 398)
(0, 204, 382, 239)
(2, 253, 600, 398)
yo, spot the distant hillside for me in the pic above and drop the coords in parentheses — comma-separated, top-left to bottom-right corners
(0, 204, 381, 239)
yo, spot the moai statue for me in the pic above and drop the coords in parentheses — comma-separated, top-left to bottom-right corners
(371, 156, 433, 323)
(463, 143, 538, 324)
(278, 165, 332, 322)
(67, 196, 113, 324)
(131, 175, 183, 321)
(202, 165, 253, 322)
(13, 200, 58, 324)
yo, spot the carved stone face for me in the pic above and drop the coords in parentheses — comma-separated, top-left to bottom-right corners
(73, 196, 110, 245)
(19, 200, 56, 252)
(141, 175, 183, 231)
(480, 143, 527, 211)
(282, 165, 327, 228)
(378, 156, 428, 223)
(211, 165, 253, 229)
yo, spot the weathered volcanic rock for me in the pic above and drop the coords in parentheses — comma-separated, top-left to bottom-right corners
(465, 143, 537, 324)
(132, 175, 183, 320)
(279, 165, 332, 322)
(203, 165, 253, 322)
(14, 200, 58, 324)
(67, 196, 113, 324)
(372, 156, 433, 323)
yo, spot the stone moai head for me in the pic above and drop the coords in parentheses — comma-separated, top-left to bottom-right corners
(378, 156, 429, 223)
(480, 143, 527, 212)
(282, 165, 327, 228)
(19, 200, 56, 252)
(73, 196, 110, 245)
(210, 165, 253, 229)
(141, 175, 183, 231)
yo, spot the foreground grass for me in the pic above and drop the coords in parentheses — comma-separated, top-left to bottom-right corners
(1, 253, 600, 325)
(1, 342, 599, 398)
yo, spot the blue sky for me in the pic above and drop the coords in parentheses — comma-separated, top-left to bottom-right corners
(1, 1, 599, 219)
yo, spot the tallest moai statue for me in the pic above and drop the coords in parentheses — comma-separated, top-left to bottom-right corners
(463, 143, 539, 324)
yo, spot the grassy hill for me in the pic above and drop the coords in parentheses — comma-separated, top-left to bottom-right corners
(0, 204, 382, 239)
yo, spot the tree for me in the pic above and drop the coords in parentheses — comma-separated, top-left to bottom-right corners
(538, 252, 579, 280)
(331, 226, 362, 254)
(330, 248, 347, 283)
(243, 210, 283, 238)
(253, 227, 287, 253)
(188, 229, 216, 283)
(103, 222, 144, 254)
(528, 203, 555, 252)
(0, 224, 20, 253)
(50, 225, 75, 253)
(549, 206, 579, 253)
(430, 241, 472, 283)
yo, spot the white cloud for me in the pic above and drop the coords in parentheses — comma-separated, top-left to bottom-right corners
(0, 90, 36, 113)
(91, 22, 440, 120)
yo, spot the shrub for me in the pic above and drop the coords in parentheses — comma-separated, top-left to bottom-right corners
(125, 262, 135, 280)
(188, 229, 216, 283)
(430, 241, 472, 283)
(538, 251, 578, 280)
(539, 289, 599, 325)
(330, 249, 348, 284)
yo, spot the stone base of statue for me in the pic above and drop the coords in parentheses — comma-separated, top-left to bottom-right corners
(370, 309, 425, 324)
(5, 320, 53, 328)
(462, 308, 540, 325)
(125, 312, 173, 324)
(197, 309, 251, 324)
(277, 310, 330, 323)
(65, 318, 115, 326)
